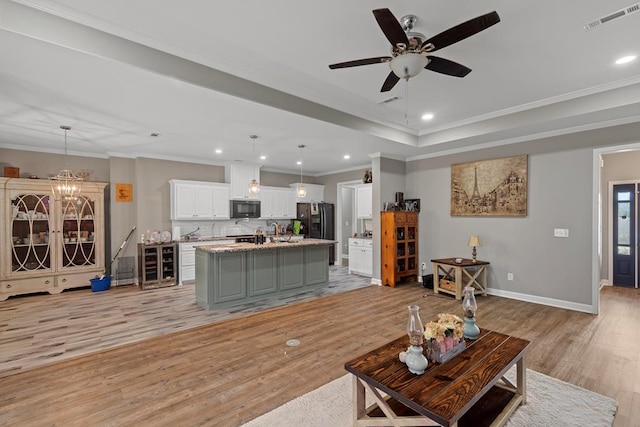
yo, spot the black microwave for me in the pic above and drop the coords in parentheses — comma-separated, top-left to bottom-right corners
(231, 200, 261, 218)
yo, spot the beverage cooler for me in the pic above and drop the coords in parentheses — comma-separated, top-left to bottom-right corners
(296, 202, 335, 265)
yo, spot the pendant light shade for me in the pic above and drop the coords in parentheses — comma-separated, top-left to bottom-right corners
(50, 126, 83, 202)
(249, 179, 260, 195)
(297, 144, 306, 198)
(248, 134, 260, 195)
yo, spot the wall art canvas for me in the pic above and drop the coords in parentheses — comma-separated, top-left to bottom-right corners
(451, 155, 527, 216)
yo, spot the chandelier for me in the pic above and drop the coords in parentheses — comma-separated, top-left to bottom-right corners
(50, 125, 83, 202)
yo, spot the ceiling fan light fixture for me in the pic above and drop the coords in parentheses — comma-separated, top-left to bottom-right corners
(390, 53, 427, 79)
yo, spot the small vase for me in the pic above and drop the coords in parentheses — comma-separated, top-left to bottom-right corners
(404, 345, 428, 374)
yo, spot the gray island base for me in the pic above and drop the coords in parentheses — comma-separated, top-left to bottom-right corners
(195, 238, 336, 310)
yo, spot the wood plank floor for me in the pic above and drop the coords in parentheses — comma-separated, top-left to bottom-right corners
(0, 272, 639, 426)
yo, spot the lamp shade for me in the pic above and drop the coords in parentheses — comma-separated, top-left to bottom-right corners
(468, 235, 481, 247)
(389, 53, 428, 79)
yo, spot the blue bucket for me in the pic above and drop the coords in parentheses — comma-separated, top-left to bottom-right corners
(90, 276, 111, 292)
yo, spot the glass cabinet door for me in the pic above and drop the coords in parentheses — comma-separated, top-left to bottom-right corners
(10, 193, 52, 272)
(60, 196, 97, 268)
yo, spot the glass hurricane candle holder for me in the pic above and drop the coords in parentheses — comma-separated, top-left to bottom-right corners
(462, 286, 480, 340)
(402, 305, 428, 374)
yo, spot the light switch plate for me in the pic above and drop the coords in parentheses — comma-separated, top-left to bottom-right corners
(554, 228, 569, 238)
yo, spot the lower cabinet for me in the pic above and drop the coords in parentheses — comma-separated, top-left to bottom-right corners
(195, 244, 331, 310)
(348, 238, 373, 277)
(178, 240, 235, 284)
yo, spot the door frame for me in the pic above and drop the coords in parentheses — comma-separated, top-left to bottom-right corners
(608, 180, 640, 288)
(336, 180, 362, 264)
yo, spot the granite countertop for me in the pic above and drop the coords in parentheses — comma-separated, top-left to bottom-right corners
(196, 238, 337, 253)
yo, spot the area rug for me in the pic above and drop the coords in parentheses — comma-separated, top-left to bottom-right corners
(241, 367, 617, 427)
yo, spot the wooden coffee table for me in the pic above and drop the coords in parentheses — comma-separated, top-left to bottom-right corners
(345, 328, 531, 427)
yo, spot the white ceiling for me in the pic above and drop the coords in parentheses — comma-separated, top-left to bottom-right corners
(1, 0, 640, 175)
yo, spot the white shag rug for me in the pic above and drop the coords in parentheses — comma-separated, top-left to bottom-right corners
(242, 368, 617, 427)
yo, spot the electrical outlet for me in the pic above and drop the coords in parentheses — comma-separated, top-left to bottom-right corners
(507, 273, 514, 281)
(421, 262, 427, 271)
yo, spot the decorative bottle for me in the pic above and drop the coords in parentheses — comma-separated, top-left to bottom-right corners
(462, 286, 480, 340)
(404, 305, 428, 374)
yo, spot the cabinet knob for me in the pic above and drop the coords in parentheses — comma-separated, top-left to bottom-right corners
(45, 280, 50, 284)
(6, 284, 11, 288)
(62, 278, 67, 282)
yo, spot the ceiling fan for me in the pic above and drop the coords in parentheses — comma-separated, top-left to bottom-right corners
(329, 8, 500, 92)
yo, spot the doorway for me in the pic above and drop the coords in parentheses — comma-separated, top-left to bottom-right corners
(336, 180, 360, 265)
(612, 183, 637, 287)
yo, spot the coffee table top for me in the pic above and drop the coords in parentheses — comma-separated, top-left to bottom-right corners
(345, 328, 530, 426)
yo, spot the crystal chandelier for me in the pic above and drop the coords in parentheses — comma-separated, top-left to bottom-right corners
(248, 134, 260, 195)
(50, 125, 83, 202)
(296, 144, 306, 198)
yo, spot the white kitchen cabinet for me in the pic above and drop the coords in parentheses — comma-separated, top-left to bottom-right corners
(260, 187, 296, 219)
(178, 239, 234, 284)
(169, 180, 230, 220)
(356, 184, 373, 219)
(211, 184, 231, 219)
(348, 238, 372, 277)
(289, 183, 324, 202)
(1, 177, 107, 300)
(225, 163, 261, 200)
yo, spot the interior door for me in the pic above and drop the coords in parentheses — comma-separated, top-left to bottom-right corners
(612, 184, 635, 287)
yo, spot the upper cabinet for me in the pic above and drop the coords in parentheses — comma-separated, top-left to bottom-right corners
(260, 187, 297, 219)
(225, 163, 261, 200)
(289, 183, 324, 202)
(356, 184, 373, 219)
(169, 180, 230, 220)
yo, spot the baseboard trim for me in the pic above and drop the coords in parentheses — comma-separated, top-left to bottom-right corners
(487, 288, 594, 314)
(371, 278, 382, 286)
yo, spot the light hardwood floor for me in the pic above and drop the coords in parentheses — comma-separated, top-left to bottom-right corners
(0, 271, 639, 426)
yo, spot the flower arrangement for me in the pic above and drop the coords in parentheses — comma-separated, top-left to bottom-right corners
(423, 313, 466, 363)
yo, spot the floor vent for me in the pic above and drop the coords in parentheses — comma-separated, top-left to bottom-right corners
(584, 3, 640, 30)
(377, 95, 400, 105)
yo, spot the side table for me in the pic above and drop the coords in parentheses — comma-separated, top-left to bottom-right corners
(431, 258, 489, 300)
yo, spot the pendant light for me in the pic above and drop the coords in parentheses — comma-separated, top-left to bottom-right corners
(248, 134, 260, 195)
(50, 125, 83, 202)
(296, 144, 307, 198)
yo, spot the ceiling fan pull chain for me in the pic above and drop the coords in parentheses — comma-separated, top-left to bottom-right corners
(405, 76, 409, 125)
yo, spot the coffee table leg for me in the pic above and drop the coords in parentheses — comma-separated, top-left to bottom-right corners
(517, 356, 527, 405)
(352, 375, 365, 425)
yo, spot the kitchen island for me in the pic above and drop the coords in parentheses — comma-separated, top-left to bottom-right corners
(194, 238, 336, 309)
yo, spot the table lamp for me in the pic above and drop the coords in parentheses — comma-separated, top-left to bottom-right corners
(468, 235, 481, 263)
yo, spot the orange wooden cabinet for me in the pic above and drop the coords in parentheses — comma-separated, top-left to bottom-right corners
(381, 211, 418, 287)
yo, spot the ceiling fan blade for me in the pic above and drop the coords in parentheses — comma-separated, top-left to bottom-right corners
(373, 8, 409, 47)
(422, 11, 500, 52)
(425, 56, 471, 77)
(380, 71, 400, 92)
(329, 57, 392, 69)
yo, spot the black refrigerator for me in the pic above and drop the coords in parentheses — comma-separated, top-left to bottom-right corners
(297, 202, 335, 265)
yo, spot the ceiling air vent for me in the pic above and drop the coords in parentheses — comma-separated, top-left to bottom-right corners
(377, 95, 400, 105)
(584, 2, 640, 30)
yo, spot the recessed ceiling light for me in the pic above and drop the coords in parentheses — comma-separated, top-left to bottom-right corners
(296, 161, 302, 165)
(215, 149, 222, 154)
(344, 154, 351, 160)
(421, 113, 434, 121)
(615, 55, 636, 65)
(260, 155, 266, 160)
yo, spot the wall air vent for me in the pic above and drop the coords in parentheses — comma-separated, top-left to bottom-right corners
(377, 95, 400, 105)
(584, 2, 640, 30)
